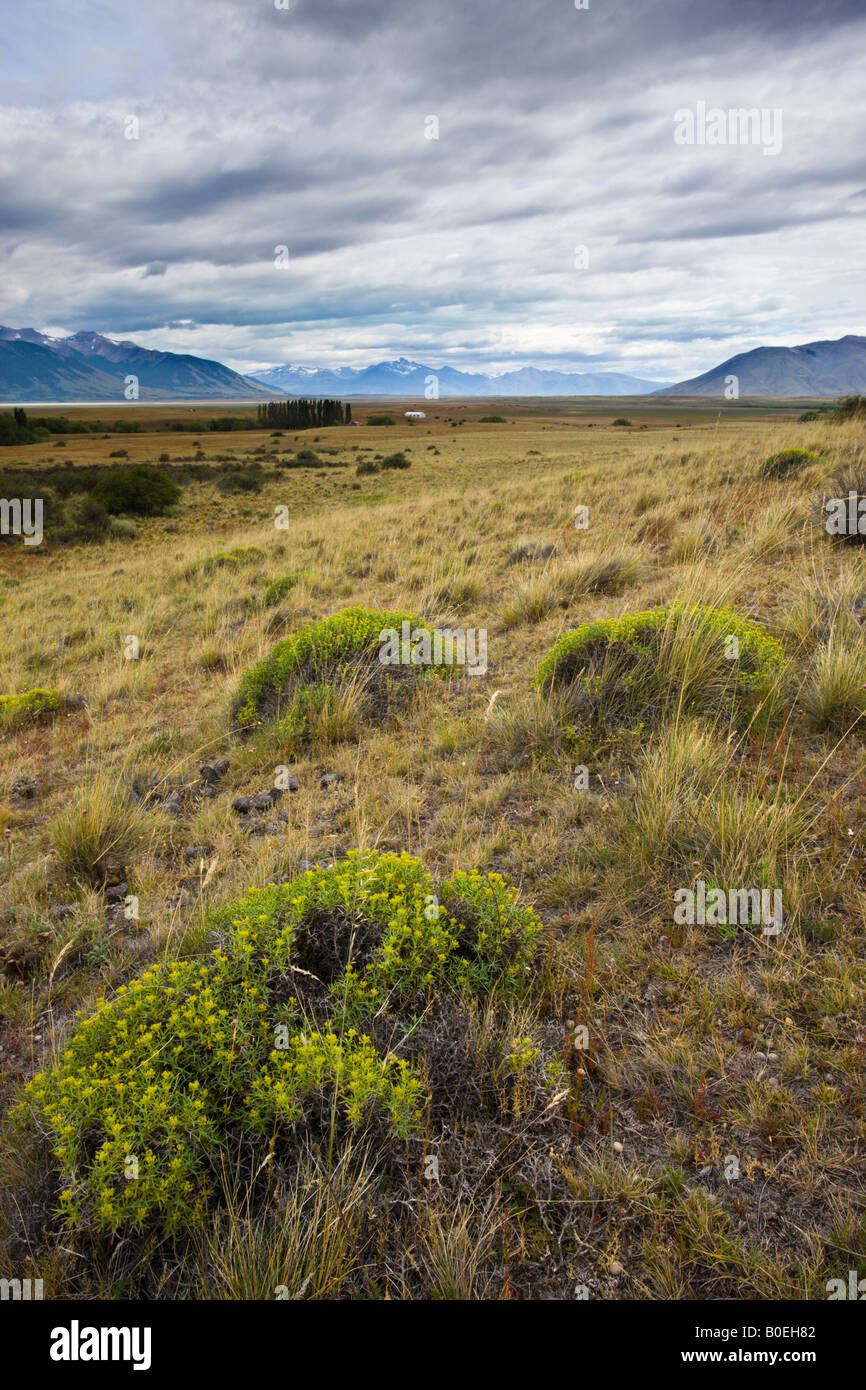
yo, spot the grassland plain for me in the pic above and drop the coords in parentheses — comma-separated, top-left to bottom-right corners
(0, 399, 864, 1301)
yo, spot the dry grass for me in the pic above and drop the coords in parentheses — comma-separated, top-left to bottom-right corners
(1, 402, 864, 1300)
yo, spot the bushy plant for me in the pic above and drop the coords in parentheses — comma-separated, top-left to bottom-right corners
(0, 686, 63, 731)
(91, 465, 181, 516)
(759, 447, 820, 480)
(198, 546, 265, 577)
(232, 605, 433, 731)
(262, 573, 303, 606)
(14, 851, 544, 1236)
(534, 604, 786, 731)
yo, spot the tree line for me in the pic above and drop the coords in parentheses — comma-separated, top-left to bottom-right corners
(256, 399, 351, 430)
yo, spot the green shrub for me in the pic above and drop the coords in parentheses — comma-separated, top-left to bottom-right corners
(92, 465, 182, 516)
(534, 604, 786, 731)
(380, 452, 411, 470)
(366, 415, 395, 426)
(0, 686, 63, 731)
(262, 573, 303, 606)
(198, 546, 265, 578)
(479, 415, 506, 423)
(759, 448, 820, 480)
(232, 605, 432, 731)
(612, 417, 632, 427)
(355, 458, 379, 475)
(14, 850, 543, 1236)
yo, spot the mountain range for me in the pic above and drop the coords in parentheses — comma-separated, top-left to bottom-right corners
(0, 328, 864, 403)
(656, 334, 866, 397)
(0, 327, 272, 402)
(251, 358, 664, 397)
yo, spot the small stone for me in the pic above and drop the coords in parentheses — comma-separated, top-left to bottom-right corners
(612, 1141, 623, 1153)
(231, 795, 252, 815)
(105, 882, 128, 904)
(609, 1260, 624, 1277)
(50, 904, 76, 920)
(183, 845, 211, 862)
(320, 773, 341, 790)
(251, 793, 274, 812)
(212, 758, 230, 777)
(263, 821, 282, 835)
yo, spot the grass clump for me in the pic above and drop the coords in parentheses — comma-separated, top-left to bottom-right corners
(13, 850, 544, 1238)
(534, 604, 786, 732)
(232, 605, 434, 734)
(50, 772, 146, 887)
(759, 448, 821, 480)
(0, 686, 63, 732)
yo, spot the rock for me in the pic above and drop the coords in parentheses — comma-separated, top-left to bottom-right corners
(251, 792, 274, 812)
(65, 693, 86, 711)
(609, 1260, 625, 1277)
(231, 795, 252, 815)
(105, 882, 128, 904)
(183, 845, 211, 863)
(163, 797, 184, 817)
(200, 758, 230, 784)
(320, 773, 341, 790)
(508, 542, 555, 565)
(11, 775, 39, 800)
(279, 774, 300, 793)
(263, 821, 282, 835)
(50, 904, 76, 920)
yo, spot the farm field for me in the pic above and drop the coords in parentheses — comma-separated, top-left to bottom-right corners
(0, 399, 863, 1301)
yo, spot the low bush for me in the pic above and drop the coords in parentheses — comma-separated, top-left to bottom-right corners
(232, 605, 433, 732)
(13, 851, 544, 1236)
(0, 686, 63, 732)
(758, 448, 820, 480)
(534, 604, 787, 732)
(262, 574, 303, 606)
(92, 465, 182, 516)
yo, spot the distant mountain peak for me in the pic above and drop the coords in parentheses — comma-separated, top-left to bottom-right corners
(657, 332, 866, 397)
(0, 324, 275, 402)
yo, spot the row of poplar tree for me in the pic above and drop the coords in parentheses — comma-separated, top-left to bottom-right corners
(256, 399, 351, 429)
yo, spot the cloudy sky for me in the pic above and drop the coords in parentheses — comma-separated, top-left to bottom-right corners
(1, 0, 865, 381)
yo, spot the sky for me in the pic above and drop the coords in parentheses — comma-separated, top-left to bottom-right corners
(1, 0, 865, 382)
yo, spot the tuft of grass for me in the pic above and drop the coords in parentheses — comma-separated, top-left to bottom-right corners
(50, 771, 146, 887)
(800, 637, 866, 732)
